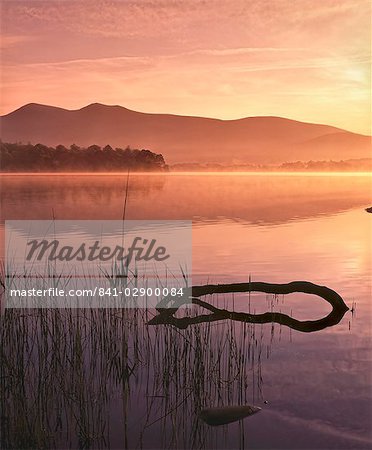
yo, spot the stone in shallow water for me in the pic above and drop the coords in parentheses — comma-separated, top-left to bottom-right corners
(365, 207, 372, 213)
(199, 405, 261, 426)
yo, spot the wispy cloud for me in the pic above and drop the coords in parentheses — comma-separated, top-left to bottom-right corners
(0, 34, 35, 49)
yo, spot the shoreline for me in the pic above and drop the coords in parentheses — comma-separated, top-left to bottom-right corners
(0, 171, 371, 177)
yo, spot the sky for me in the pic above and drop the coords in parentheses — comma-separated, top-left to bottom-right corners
(0, 0, 371, 134)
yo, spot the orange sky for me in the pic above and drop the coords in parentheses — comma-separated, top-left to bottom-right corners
(0, 0, 371, 134)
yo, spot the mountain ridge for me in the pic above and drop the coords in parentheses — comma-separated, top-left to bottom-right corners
(1, 103, 370, 164)
(3, 102, 356, 130)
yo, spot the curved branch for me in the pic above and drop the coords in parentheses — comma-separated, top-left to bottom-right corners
(148, 281, 349, 333)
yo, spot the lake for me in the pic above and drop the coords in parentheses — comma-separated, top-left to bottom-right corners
(0, 173, 371, 449)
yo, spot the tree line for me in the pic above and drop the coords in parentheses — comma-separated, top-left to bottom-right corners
(0, 142, 168, 172)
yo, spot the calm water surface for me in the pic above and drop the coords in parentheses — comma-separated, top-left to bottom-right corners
(0, 173, 371, 449)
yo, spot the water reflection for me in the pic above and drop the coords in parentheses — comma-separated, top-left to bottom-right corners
(1, 174, 370, 224)
(0, 174, 370, 449)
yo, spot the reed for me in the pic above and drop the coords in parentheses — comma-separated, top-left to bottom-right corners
(0, 288, 269, 449)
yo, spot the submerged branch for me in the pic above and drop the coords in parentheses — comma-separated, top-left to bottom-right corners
(148, 281, 349, 333)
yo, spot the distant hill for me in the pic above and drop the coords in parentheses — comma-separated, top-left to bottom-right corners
(0, 103, 370, 164)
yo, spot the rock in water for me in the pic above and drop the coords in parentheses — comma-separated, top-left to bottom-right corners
(366, 207, 372, 213)
(199, 405, 261, 426)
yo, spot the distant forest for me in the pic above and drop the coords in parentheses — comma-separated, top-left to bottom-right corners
(0, 142, 168, 172)
(1, 141, 370, 173)
(172, 158, 372, 172)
